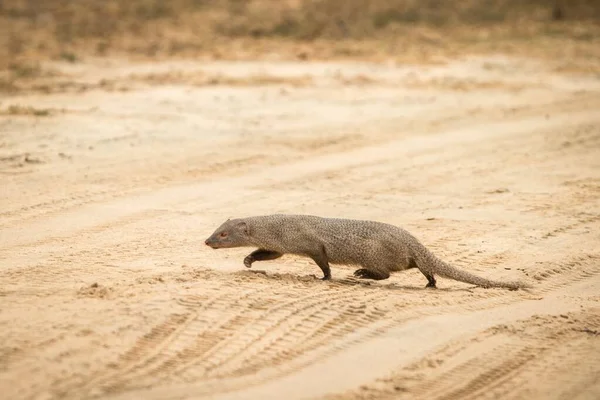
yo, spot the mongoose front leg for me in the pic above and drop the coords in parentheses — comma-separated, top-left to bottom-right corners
(353, 268, 390, 280)
(244, 249, 283, 268)
(310, 254, 332, 281)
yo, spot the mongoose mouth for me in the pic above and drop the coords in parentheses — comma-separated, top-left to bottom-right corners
(205, 237, 235, 249)
(204, 239, 220, 249)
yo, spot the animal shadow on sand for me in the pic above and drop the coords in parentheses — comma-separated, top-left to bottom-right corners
(239, 269, 477, 293)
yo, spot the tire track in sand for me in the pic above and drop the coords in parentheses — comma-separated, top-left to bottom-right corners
(89, 250, 600, 400)
(328, 309, 600, 400)
(70, 284, 388, 398)
(51, 286, 267, 398)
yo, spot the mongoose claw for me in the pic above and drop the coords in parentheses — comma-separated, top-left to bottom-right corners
(243, 256, 253, 268)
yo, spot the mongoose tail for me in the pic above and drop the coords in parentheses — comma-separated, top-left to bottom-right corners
(417, 248, 532, 290)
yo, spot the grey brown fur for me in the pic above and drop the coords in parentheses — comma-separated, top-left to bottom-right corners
(205, 214, 530, 290)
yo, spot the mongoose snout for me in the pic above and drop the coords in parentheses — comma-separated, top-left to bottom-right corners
(204, 236, 220, 248)
(205, 236, 227, 249)
(205, 214, 531, 290)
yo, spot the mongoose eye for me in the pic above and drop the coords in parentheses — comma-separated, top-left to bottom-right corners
(219, 232, 228, 238)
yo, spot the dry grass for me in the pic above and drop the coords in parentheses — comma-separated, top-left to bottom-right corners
(213, 0, 600, 39)
(403, 76, 549, 92)
(0, 104, 53, 116)
(130, 70, 314, 87)
(1, 0, 599, 91)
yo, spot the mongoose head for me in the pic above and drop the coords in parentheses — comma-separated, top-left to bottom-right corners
(205, 218, 250, 249)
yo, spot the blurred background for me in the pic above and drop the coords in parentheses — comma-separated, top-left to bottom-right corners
(2, 3, 600, 400)
(2, 0, 599, 84)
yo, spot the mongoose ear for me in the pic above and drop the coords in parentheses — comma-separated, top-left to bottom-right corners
(237, 221, 249, 235)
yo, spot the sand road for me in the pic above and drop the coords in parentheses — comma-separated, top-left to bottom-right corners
(1, 56, 599, 400)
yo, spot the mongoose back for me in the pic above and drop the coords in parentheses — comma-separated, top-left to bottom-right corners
(205, 214, 530, 290)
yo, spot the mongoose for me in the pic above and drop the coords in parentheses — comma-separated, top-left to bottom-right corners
(204, 214, 530, 290)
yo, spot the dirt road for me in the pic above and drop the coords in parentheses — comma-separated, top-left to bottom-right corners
(1, 56, 599, 400)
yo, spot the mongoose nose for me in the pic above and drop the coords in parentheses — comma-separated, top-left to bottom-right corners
(204, 239, 209, 245)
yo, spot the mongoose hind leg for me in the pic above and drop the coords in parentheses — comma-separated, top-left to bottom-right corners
(244, 249, 283, 268)
(353, 268, 390, 280)
(421, 271, 437, 289)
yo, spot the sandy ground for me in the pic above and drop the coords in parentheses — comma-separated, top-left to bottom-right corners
(1, 55, 600, 400)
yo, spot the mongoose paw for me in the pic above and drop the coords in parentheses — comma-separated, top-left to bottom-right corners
(243, 256, 253, 268)
(321, 275, 331, 281)
(425, 283, 437, 289)
(353, 269, 372, 279)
